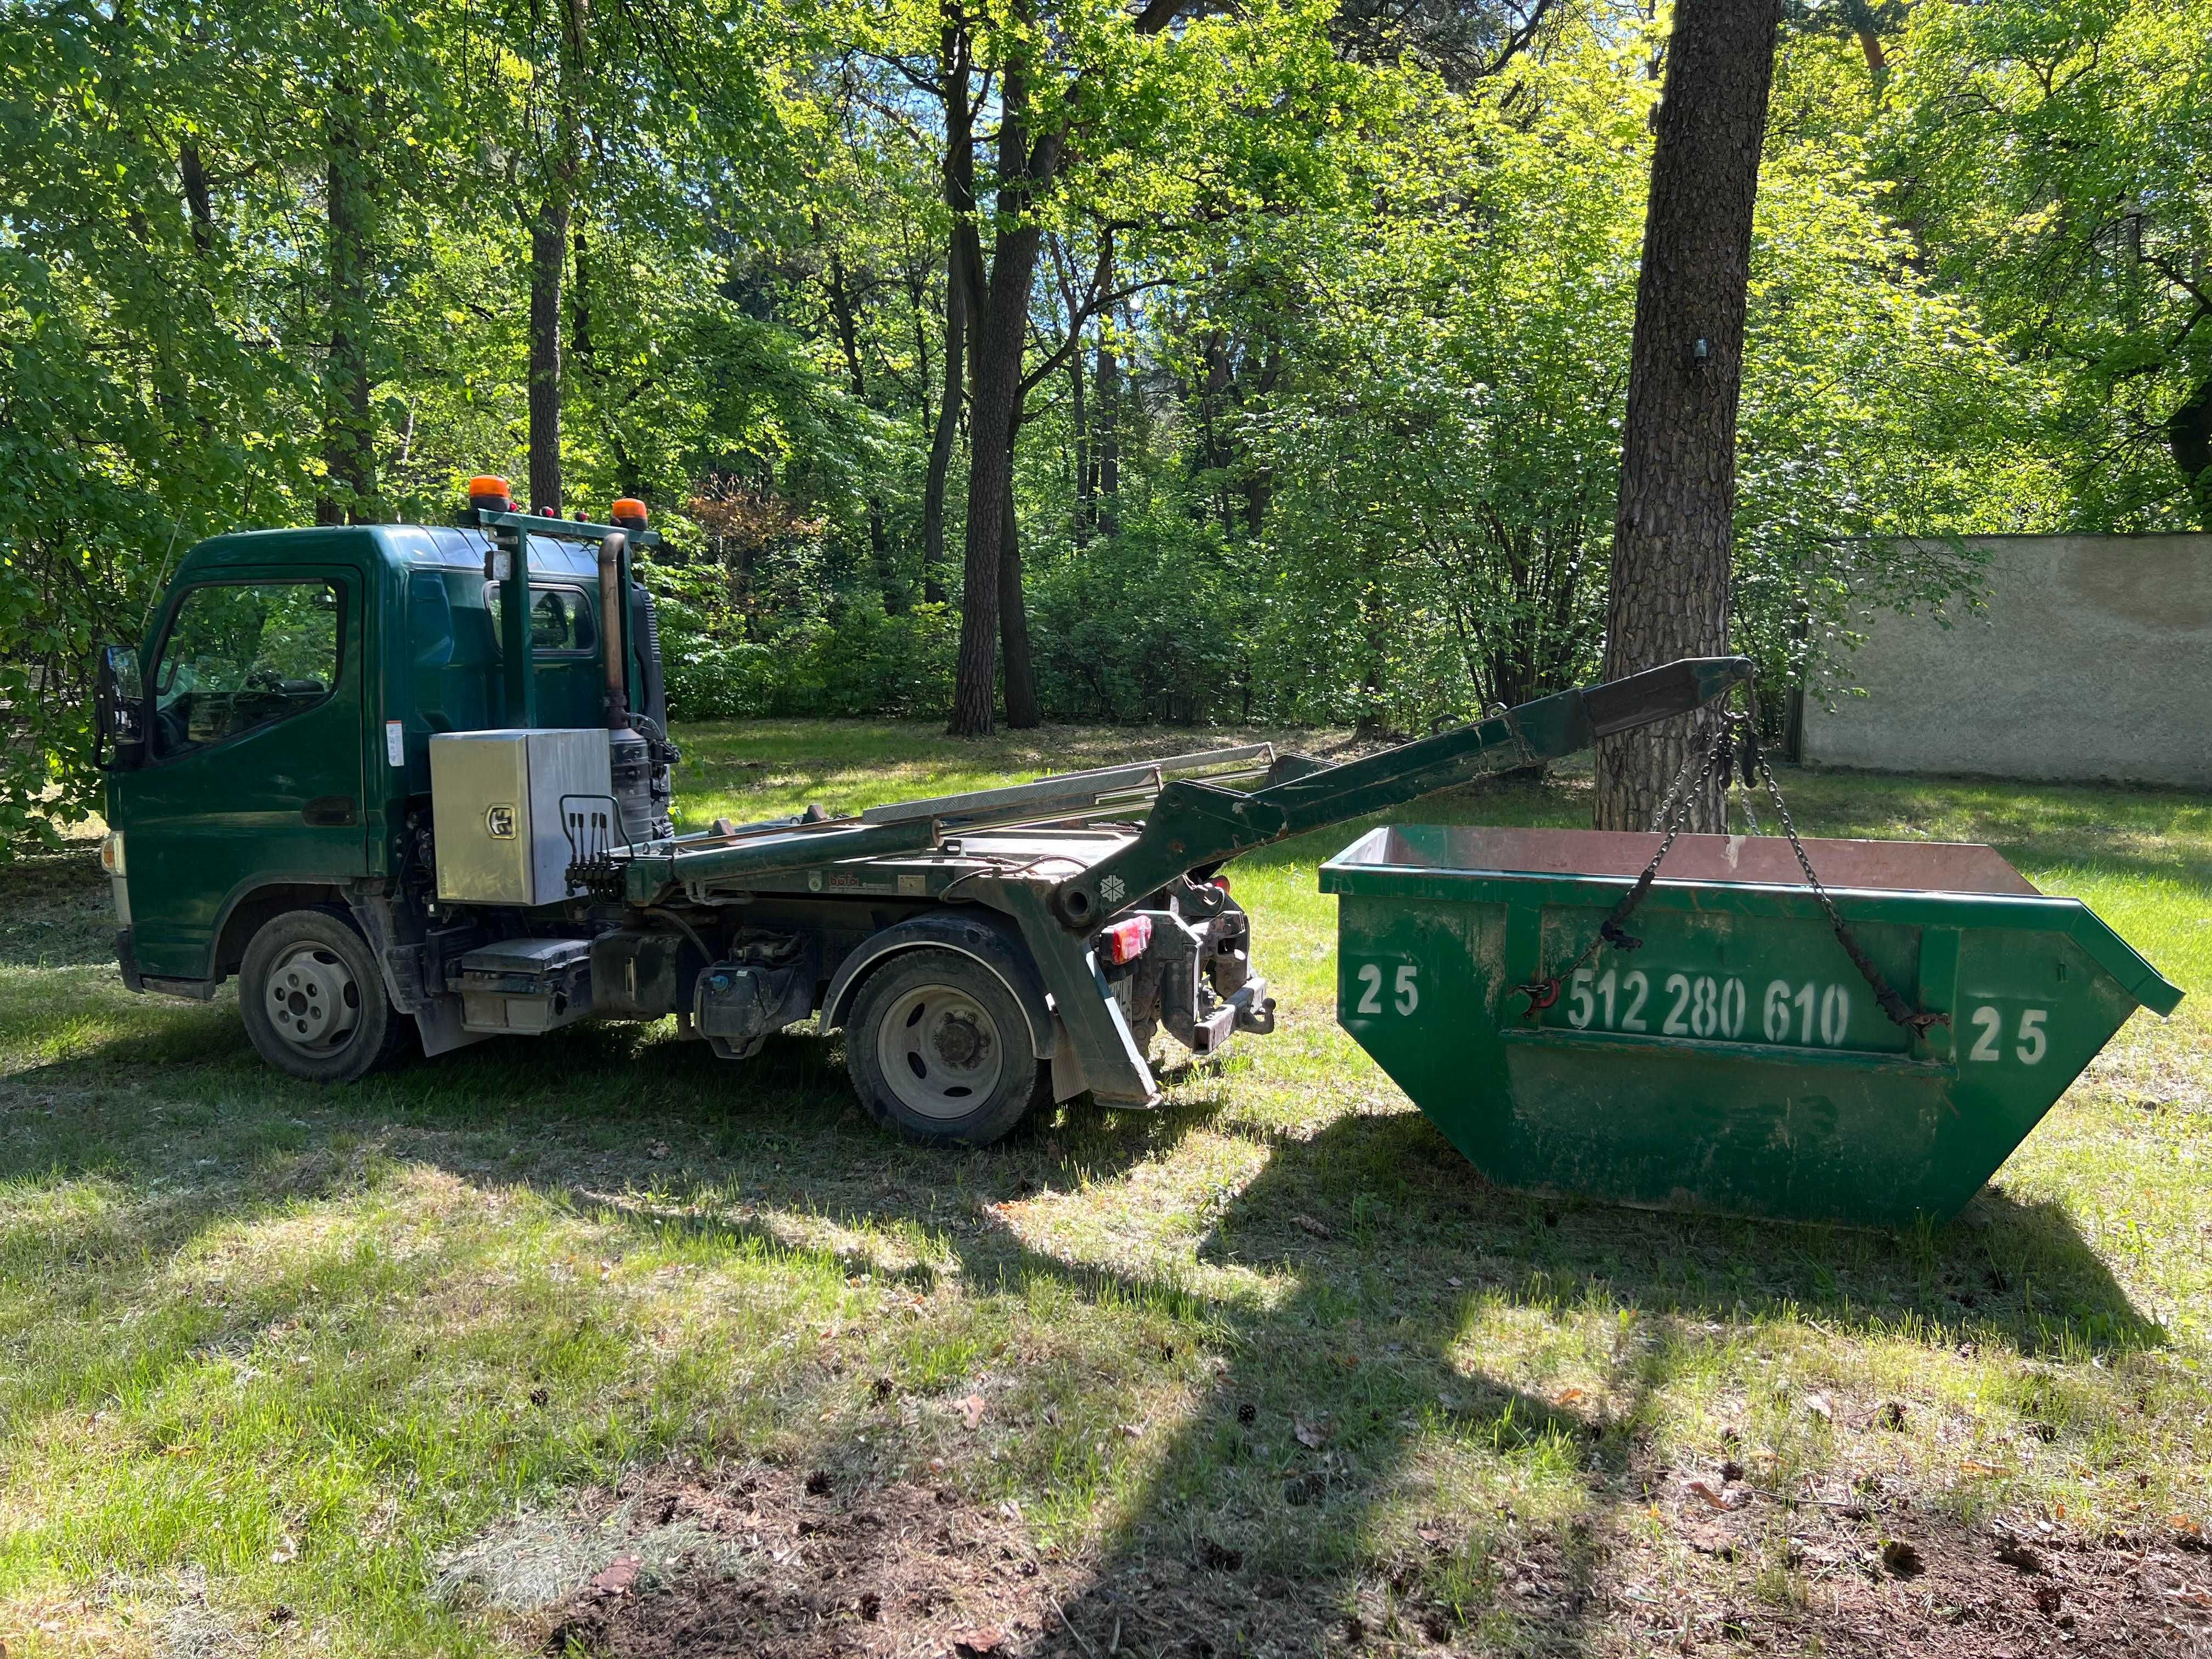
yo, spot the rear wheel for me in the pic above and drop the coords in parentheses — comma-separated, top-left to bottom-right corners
(239, 909, 411, 1083)
(845, 948, 1048, 1147)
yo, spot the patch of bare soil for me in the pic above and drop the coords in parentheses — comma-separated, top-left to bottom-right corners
(1608, 1474, 2212, 1658)
(535, 1465, 1079, 1659)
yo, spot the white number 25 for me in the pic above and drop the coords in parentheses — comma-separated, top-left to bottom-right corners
(1355, 962, 1420, 1017)
(1967, 1005, 2048, 1065)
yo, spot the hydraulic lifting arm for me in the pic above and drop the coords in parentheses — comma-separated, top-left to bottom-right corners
(1048, 656, 1756, 928)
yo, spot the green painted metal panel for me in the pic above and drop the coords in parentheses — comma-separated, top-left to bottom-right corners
(1321, 826, 2183, 1227)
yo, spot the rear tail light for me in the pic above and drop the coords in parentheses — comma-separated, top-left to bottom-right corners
(1100, 915, 1153, 966)
(1211, 876, 1231, 895)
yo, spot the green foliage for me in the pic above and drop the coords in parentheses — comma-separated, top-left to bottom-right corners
(2, 0, 2199, 847)
(1881, 0, 2212, 528)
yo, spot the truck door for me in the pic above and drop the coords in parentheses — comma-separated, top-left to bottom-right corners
(114, 570, 368, 981)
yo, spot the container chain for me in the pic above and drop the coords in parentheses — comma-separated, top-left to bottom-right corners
(1516, 693, 1948, 1037)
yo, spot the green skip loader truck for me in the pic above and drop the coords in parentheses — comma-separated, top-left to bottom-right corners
(91, 481, 1747, 1147)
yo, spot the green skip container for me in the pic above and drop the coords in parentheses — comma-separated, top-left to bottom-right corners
(1319, 826, 2184, 1228)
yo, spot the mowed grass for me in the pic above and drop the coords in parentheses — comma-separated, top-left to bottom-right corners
(2, 723, 2209, 1654)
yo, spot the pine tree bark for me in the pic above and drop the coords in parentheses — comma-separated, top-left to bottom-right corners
(1593, 0, 1780, 831)
(319, 87, 380, 526)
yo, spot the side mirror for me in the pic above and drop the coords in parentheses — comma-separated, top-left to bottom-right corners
(95, 642, 146, 769)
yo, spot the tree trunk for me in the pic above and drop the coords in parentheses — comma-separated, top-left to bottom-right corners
(527, 0, 588, 518)
(1593, 0, 1779, 832)
(949, 12, 1050, 737)
(178, 141, 213, 253)
(922, 245, 964, 605)
(319, 88, 380, 526)
(925, 21, 979, 610)
(998, 464, 1040, 725)
(947, 222, 1041, 735)
(528, 200, 568, 516)
(2170, 374, 2212, 531)
(1096, 301, 1121, 540)
(1070, 329, 1092, 546)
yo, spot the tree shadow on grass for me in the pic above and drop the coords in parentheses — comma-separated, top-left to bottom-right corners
(539, 1096, 2156, 1654)
(0, 1011, 2163, 1655)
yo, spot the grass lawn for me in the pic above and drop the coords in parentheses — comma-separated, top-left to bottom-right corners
(3, 720, 2210, 1656)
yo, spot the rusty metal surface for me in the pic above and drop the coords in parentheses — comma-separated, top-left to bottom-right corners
(1360, 826, 2040, 896)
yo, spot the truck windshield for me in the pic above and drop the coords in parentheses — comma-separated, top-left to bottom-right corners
(152, 581, 341, 756)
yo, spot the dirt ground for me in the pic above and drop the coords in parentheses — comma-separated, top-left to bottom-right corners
(514, 1457, 2212, 1658)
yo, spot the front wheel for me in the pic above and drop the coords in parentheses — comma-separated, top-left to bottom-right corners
(239, 909, 412, 1083)
(845, 948, 1049, 1147)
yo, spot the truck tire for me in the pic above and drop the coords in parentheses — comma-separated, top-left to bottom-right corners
(845, 947, 1051, 1148)
(239, 909, 413, 1084)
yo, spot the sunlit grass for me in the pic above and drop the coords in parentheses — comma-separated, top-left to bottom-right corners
(2, 730, 2208, 1652)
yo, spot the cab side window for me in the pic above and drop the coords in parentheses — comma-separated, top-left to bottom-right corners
(153, 582, 342, 757)
(486, 583, 597, 656)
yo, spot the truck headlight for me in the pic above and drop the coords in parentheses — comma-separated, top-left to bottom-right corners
(100, 831, 126, 878)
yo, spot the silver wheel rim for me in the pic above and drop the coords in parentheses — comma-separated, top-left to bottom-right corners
(874, 983, 1006, 1121)
(264, 942, 362, 1057)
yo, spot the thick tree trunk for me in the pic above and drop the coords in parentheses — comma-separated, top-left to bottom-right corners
(948, 12, 1051, 737)
(319, 89, 380, 526)
(947, 221, 1041, 734)
(998, 465, 1039, 725)
(1593, 0, 1779, 832)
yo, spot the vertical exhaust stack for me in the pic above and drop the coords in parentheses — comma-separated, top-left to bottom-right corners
(597, 528, 662, 850)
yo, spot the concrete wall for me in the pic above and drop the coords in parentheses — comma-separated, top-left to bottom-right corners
(1799, 534, 2212, 790)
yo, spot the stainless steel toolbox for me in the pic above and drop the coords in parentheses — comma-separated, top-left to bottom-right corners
(429, 729, 612, 906)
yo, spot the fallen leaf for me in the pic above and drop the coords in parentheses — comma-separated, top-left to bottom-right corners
(1553, 1387, 1586, 1407)
(1294, 1417, 1330, 1449)
(957, 1393, 986, 1431)
(268, 1536, 298, 1565)
(1996, 1540, 2046, 1575)
(1118, 1422, 1143, 1438)
(1446, 1276, 1464, 1289)
(1683, 1480, 1743, 1512)
(591, 1556, 641, 1596)
(1803, 1392, 1833, 1424)
(1292, 1214, 1333, 1240)
(951, 1626, 1007, 1656)
(646, 1141, 670, 1160)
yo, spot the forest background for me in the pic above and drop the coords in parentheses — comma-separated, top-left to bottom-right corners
(3, 0, 2209, 845)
